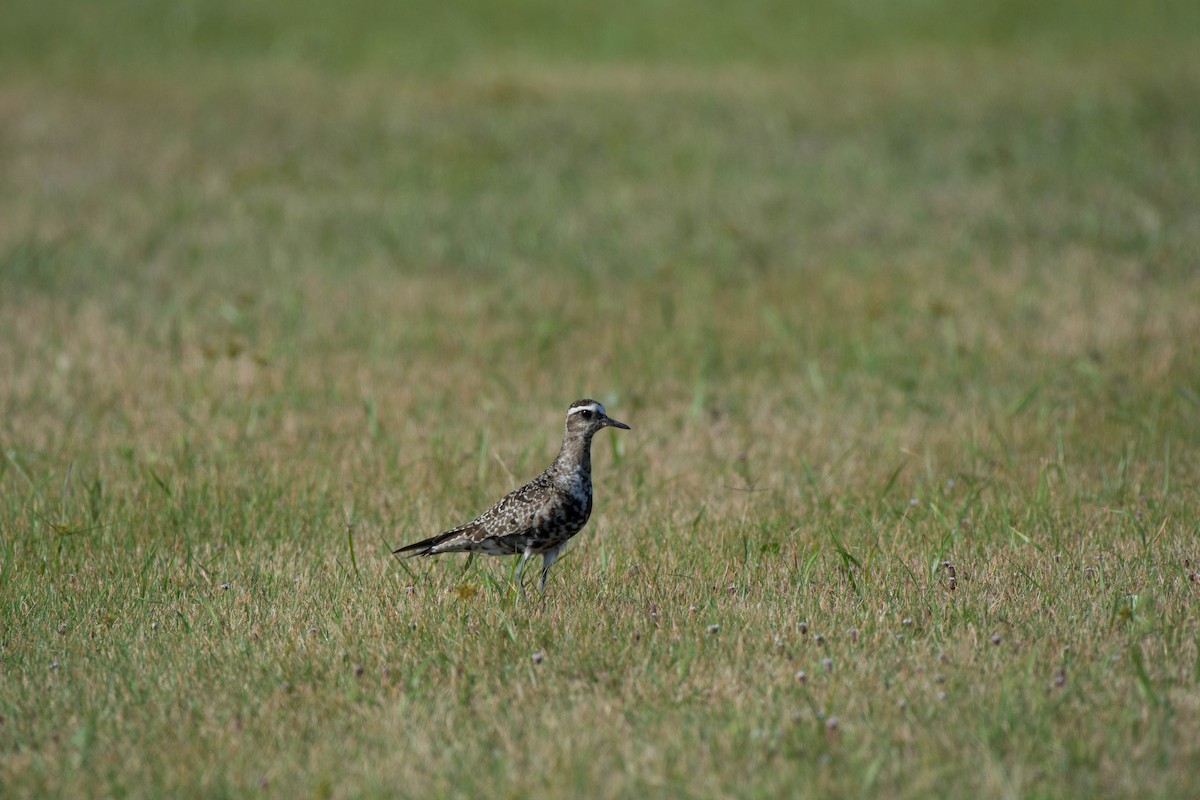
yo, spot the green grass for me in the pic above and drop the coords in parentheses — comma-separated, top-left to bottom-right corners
(3, 2, 1200, 797)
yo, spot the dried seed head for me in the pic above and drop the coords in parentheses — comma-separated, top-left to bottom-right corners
(58, 624, 67, 635)
(707, 624, 720, 635)
(902, 617, 913, 627)
(990, 633, 1001, 646)
(795, 670, 807, 683)
(821, 658, 833, 672)
(353, 664, 364, 677)
(798, 621, 808, 634)
(825, 716, 839, 731)
(531, 651, 544, 664)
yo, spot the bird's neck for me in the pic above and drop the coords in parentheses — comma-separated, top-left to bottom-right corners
(552, 432, 593, 481)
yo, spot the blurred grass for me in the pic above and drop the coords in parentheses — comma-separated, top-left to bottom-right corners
(3, 0, 1199, 76)
(3, 1, 1200, 798)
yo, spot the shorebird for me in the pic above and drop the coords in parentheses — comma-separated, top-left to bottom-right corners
(394, 399, 630, 593)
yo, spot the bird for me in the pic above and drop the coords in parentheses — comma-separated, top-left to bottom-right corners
(394, 399, 631, 593)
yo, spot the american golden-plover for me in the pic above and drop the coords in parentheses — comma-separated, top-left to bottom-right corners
(394, 399, 630, 592)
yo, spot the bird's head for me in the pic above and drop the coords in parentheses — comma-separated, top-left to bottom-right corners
(565, 399, 630, 437)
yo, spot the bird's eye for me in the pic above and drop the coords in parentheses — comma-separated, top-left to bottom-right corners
(580, 410, 593, 419)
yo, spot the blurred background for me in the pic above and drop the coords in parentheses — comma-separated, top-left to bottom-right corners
(2, 0, 1198, 507)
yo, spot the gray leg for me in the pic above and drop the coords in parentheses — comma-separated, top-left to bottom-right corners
(539, 546, 561, 592)
(515, 547, 534, 597)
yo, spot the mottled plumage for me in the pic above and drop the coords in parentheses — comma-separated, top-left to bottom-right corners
(394, 399, 630, 592)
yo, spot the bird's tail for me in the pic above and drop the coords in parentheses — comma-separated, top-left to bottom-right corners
(392, 530, 457, 557)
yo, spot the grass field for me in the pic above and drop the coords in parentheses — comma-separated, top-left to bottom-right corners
(3, 1, 1200, 797)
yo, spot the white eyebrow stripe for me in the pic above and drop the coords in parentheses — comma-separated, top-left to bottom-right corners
(568, 403, 604, 416)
